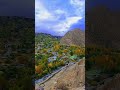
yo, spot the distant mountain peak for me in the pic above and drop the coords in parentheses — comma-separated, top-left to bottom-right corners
(60, 29, 85, 47)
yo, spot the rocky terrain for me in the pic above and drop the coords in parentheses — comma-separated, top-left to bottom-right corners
(85, 6, 120, 90)
(36, 59, 85, 90)
(60, 29, 85, 47)
(96, 73, 120, 90)
(86, 6, 120, 49)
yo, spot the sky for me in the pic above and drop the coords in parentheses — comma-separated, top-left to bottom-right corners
(35, 0, 85, 36)
(87, 0, 120, 11)
(0, 0, 119, 36)
(0, 0, 34, 18)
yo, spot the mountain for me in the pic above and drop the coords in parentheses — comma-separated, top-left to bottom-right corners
(0, 16, 34, 89)
(0, 16, 34, 27)
(35, 33, 60, 45)
(97, 74, 120, 90)
(35, 33, 62, 39)
(86, 6, 120, 90)
(86, 6, 120, 49)
(60, 29, 85, 47)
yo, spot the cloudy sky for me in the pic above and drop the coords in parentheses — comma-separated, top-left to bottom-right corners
(35, 0, 85, 36)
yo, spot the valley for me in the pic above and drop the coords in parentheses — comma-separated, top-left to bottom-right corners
(35, 30, 85, 90)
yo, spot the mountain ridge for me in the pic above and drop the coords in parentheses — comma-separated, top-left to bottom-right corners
(60, 29, 85, 47)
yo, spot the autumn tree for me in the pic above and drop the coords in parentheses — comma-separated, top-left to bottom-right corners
(74, 49, 81, 55)
(35, 65, 43, 74)
(53, 44, 60, 51)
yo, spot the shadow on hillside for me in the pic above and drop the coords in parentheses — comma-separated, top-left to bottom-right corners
(86, 5, 120, 90)
(0, 17, 35, 90)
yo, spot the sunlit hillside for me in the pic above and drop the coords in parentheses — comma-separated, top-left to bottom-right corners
(35, 32, 85, 79)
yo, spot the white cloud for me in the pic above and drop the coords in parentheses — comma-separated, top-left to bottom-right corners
(70, 0, 85, 16)
(70, 0, 84, 6)
(54, 9, 65, 14)
(66, 16, 82, 26)
(52, 16, 82, 35)
(35, 0, 54, 21)
(35, 0, 85, 36)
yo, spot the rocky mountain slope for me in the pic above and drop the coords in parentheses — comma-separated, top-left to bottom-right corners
(96, 74, 120, 90)
(60, 29, 85, 47)
(86, 6, 120, 90)
(86, 6, 120, 49)
(36, 59, 85, 90)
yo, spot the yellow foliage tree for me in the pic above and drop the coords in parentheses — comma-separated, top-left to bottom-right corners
(74, 49, 81, 55)
(43, 49, 47, 53)
(54, 44, 60, 51)
(62, 49, 68, 53)
(48, 63, 53, 68)
(35, 65, 43, 74)
(60, 60, 65, 66)
(58, 54, 62, 58)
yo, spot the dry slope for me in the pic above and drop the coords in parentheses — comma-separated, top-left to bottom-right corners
(43, 59, 85, 90)
(60, 29, 85, 47)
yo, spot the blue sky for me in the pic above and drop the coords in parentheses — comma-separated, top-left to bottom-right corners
(35, 0, 85, 36)
(0, 0, 34, 18)
(87, 0, 120, 11)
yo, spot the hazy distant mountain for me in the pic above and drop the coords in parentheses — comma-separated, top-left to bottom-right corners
(0, 16, 34, 26)
(35, 33, 62, 40)
(35, 33, 52, 37)
(60, 29, 85, 47)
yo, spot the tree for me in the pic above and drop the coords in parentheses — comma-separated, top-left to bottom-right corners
(74, 49, 81, 55)
(48, 63, 53, 68)
(62, 49, 68, 53)
(15, 54, 29, 64)
(54, 44, 60, 51)
(35, 65, 43, 74)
